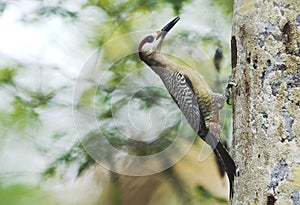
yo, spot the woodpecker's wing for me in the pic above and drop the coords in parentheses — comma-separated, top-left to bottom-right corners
(162, 71, 207, 135)
(159, 71, 236, 199)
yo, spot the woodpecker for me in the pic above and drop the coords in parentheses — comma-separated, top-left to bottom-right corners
(138, 16, 236, 199)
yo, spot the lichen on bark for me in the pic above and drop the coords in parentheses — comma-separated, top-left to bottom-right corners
(231, 0, 300, 204)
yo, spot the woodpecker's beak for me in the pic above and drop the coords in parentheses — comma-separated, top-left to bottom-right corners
(156, 16, 180, 39)
(154, 16, 180, 51)
(161, 16, 180, 32)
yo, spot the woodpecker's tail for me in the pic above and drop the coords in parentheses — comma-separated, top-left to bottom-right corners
(214, 141, 236, 199)
(199, 128, 236, 199)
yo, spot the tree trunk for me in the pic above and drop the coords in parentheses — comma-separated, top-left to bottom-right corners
(231, 0, 300, 204)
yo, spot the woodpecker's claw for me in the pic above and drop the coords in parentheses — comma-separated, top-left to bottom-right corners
(225, 82, 236, 105)
(228, 82, 237, 87)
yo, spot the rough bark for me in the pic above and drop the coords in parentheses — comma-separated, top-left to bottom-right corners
(231, 0, 300, 204)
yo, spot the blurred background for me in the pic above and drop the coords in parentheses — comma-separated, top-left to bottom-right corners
(0, 0, 234, 204)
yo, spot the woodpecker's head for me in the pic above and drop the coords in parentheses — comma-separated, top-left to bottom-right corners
(138, 16, 180, 63)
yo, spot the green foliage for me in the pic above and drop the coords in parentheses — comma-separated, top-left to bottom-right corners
(8, 90, 55, 129)
(163, 0, 191, 15)
(29, 90, 56, 107)
(87, 0, 127, 18)
(40, 0, 233, 181)
(0, 184, 57, 205)
(10, 97, 39, 129)
(43, 115, 182, 178)
(52, 131, 67, 140)
(87, 0, 158, 17)
(37, 6, 77, 19)
(78, 87, 98, 107)
(0, 68, 16, 85)
(1, 0, 234, 203)
(211, 0, 234, 18)
(105, 54, 141, 88)
(0, 66, 56, 129)
(42, 141, 94, 178)
(86, 0, 193, 46)
(94, 91, 113, 119)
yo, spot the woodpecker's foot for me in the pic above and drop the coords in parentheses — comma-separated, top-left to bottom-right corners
(224, 81, 237, 105)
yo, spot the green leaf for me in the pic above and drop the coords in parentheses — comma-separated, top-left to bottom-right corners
(0, 68, 16, 85)
(10, 97, 39, 129)
(42, 141, 93, 179)
(30, 90, 56, 107)
(52, 131, 67, 140)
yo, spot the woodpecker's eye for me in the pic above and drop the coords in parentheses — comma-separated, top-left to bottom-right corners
(146, 35, 154, 43)
(138, 35, 156, 54)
